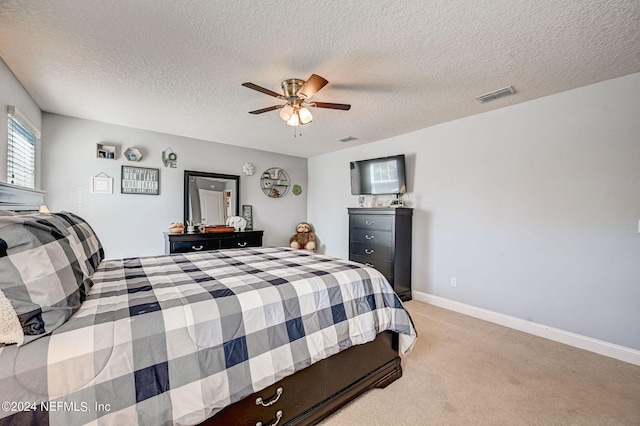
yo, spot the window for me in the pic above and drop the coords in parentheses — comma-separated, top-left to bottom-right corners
(7, 106, 40, 189)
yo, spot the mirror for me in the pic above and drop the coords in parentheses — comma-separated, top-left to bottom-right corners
(184, 171, 240, 226)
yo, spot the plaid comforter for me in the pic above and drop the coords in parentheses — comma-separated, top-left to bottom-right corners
(0, 247, 416, 426)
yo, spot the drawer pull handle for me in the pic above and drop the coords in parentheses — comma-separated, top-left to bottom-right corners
(255, 387, 283, 407)
(238, 242, 248, 247)
(364, 248, 374, 255)
(365, 263, 375, 267)
(256, 410, 283, 426)
(365, 234, 375, 240)
(365, 220, 375, 226)
(191, 245, 204, 251)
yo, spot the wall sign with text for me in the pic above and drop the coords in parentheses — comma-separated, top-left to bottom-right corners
(121, 166, 159, 195)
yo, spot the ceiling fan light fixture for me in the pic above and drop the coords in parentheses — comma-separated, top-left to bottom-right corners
(285, 105, 313, 126)
(279, 103, 294, 121)
(286, 112, 300, 127)
(298, 107, 313, 124)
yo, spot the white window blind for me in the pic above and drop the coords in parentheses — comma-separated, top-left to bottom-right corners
(7, 106, 40, 189)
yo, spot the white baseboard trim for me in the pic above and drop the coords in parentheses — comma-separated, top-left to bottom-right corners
(412, 290, 640, 366)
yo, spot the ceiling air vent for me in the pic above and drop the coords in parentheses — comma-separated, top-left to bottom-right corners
(336, 136, 358, 143)
(476, 86, 516, 104)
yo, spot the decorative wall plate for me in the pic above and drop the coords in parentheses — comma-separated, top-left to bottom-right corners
(242, 162, 255, 175)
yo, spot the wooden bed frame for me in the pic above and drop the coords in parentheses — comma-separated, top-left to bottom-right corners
(0, 183, 404, 425)
(206, 331, 402, 426)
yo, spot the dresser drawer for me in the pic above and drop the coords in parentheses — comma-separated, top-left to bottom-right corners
(350, 228, 393, 246)
(211, 360, 326, 425)
(350, 214, 393, 231)
(349, 242, 392, 261)
(218, 233, 263, 249)
(350, 255, 393, 278)
(170, 239, 219, 253)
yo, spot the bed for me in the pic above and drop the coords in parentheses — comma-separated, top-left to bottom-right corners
(0, 185, 416, 426)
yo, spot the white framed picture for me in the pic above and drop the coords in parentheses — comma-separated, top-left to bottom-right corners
(91, 175, 113, 193)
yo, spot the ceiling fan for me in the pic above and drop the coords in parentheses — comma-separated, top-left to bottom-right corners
(242, 74, 351, 127)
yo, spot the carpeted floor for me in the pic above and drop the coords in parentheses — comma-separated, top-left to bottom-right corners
(320, 300, 640, 425)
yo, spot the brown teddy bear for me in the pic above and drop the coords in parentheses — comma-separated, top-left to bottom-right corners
(290, 222, 316, 251)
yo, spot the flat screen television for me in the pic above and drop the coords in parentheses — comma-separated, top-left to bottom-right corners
(350, 154, 407, 195)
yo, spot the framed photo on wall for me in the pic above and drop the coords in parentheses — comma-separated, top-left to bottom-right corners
(121, 166, 159, 195)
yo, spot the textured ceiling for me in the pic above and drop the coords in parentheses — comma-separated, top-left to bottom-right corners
(0, 0, 639, 158)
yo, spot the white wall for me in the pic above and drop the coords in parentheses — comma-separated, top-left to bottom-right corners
(6, 47, 639, 351)
(41, 114, 308, 259)
(0, 58, 42, 187)
(308, 72, 640, 351)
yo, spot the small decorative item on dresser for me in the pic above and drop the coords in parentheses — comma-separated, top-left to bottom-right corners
(389, 193, 404, 207)
(168, 222, 185, 234)
(202, 225, 234, 233)
(242, 205, 253, 230)
(226, 216, 247, 231)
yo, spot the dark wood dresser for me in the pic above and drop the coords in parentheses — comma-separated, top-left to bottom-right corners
(164, 230, 264, 254)
(348, 207, 412, 301)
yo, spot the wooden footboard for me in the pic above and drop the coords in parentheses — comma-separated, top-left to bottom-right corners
(206, 331, 402, 426)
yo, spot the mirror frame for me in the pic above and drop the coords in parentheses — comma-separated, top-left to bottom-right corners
(184, 170, 240, 226)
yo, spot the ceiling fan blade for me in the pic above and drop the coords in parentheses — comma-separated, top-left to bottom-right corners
(248, 105, 283, 114)
(242, 82, 286, 100)
(297, 74, 329, 99)
(309, 102, 351, 111)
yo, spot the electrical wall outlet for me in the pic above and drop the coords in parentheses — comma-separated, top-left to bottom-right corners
(450, 277, 457, 287)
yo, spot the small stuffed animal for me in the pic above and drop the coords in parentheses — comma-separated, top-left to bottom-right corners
(290, 222, 316, 251)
